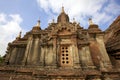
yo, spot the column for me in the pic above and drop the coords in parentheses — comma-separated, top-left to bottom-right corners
(22, 36, 33, 65)
(32, 37, 40, 64)
(9, 47, 18, 64)
(53, 36, 57, 67)
(39, 46, 45, 66)
(84, 46, 95, 68)
(72, 44, 80, 68)
(72, 34, 81, 68)
(96, 34, 112, 69)
(80, 47, 88, 69)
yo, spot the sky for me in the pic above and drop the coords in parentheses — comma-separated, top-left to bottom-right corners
(0, 0, 120, 56)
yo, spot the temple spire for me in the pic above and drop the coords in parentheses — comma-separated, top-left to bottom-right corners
(89, 18, 94, 25)
(61, 6, 65, 13)
(16, 31, 22, 39)
(18, 31, 22, 38)
(36, 19, 40, 27)
(57, 6, 69, 23)
(32, 19, 41, 31)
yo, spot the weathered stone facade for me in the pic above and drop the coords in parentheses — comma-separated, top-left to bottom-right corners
(0, 7, 120, 80)
(105, 15, 120, 70)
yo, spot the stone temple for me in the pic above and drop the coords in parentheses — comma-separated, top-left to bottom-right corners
(0, 7, 120, 80)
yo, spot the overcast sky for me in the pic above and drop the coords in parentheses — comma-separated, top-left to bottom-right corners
(0, 0, 120, 56)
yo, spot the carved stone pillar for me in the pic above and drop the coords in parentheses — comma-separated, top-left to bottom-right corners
(71, 33, 81, 68)
(96, 34, 112, 69)
(39, 46, 45, 66)
(9, 47, 18, 64)
(5, 46, 11, 64)
(52, 36, 57, 67)
(22, 36, 33, 65)
(79, 47, 86, 69)
(45, 45, 55, 67)
(32, 37, 40, 65)
(15, 48, 21, 64)
(84, 46, 95, 68)
(57, 41, 60, 67)
(80, 46, 95, 70)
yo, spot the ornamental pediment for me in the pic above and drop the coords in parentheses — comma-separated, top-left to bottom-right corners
(57, 27, 72, 35)
(50, 23, 77, 36)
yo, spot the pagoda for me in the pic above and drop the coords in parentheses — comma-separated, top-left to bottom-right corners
(0, 7, 120, 80)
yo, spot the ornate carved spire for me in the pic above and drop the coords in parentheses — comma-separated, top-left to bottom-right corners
(61, 6, 65, 13)
(57, 6, 69, 23)
(36, 19, 40, 27)
(18, 31, 22, 38)
(16, 31, 22, 39)
(32, 19, 41, 31)
(89, 18, 94, 25)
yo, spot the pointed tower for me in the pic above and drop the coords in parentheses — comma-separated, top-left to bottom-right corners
(88, 18, 102, 33)
(32, 19, 41, 32)
(16, 31, 22, 40)
(88, 18, 112, 70)
(89, 18, 94, 25)
(57, 6, 69, 23)
(2, 7, 120, 80)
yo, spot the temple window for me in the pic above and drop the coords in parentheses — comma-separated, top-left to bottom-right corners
(60, 45, 71, 66)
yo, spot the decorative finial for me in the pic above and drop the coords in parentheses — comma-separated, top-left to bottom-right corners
(61, 6, 65, 13)
(16, 31, 22, 39)
(19, 31, 22, 38)
(89, 18, 94, 25)
(36, 19, 40, 27)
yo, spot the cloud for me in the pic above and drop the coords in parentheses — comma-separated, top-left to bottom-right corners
(104, 0, 120, 15)
(37, 0, 120, 29)
(0, 13, 23, 56)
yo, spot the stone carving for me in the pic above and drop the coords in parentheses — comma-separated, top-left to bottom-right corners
(0, 7, 120, 80)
